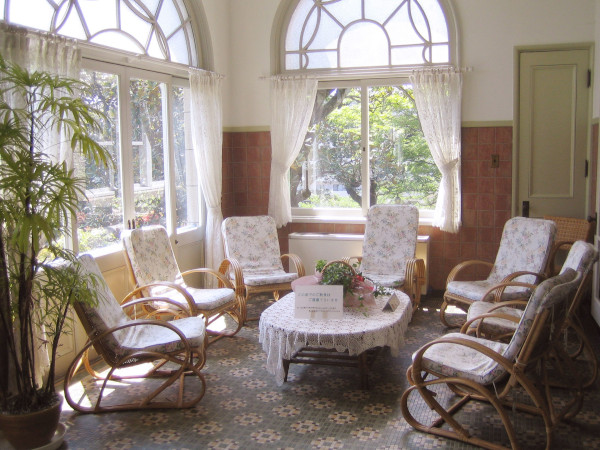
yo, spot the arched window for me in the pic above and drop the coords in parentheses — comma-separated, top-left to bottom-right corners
(1, 0, 210, 253)
(2, 0, 199, 66)
(275, 0, 459, 218)
(283, 0, 454, 72)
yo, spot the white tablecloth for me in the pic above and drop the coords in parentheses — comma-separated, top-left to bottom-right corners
(258, 291, 412, 385)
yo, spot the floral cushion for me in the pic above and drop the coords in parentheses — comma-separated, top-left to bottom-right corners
(122, 225, 235, 312)
(465, 240, 598, 335)
(76, 254, 206, 359)
(222, 216, 299, 284)
(446, 217, 556, 301)
(149, 285, 236, 310)
(122, 226, 180, 288)
(360, 205, 418, 286)
(419, 269, 579, 385)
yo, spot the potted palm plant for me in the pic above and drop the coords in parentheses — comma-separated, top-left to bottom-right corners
(0, 55, 112, 449)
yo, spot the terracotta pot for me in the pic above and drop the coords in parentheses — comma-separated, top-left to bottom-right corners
(0, 395, 62, 449)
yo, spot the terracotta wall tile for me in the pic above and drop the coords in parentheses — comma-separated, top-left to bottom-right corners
(223, 126, 523, 291)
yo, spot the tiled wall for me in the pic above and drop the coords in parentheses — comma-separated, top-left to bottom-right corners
(223, 125, 598, 292)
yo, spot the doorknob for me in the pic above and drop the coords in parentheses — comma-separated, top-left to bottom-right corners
(522, 201, 529, 218)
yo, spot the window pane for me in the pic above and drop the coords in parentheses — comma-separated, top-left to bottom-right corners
(292, 87, 362, 209)
(130, 78, 167, 229)
(77, 70, 123, 252)
(173, 86, 199, 229)
(369, 85, 440, 208)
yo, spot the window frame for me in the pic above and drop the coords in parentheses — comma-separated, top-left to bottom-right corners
(290, 77, 436, 223)
(73, 56, 204, 258)
(274, 0, 457, 224)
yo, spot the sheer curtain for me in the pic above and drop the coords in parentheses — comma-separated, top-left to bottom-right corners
(268, 76, 318, 227)
(410, 69, 463, 233)
(0, 23, 81, 387)
(189, 68, 225, 275)
(0, 23, 81, 165)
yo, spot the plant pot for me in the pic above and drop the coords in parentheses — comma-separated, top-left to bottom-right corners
(0, 395, 62, 449)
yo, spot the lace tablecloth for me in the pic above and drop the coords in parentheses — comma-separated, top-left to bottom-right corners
(258, 291, 412, 385)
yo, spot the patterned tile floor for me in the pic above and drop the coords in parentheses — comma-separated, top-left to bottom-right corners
(37, 297, 600, 449)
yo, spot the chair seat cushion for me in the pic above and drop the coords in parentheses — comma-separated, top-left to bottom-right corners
(446, 280, 531, 302)
(244, 270, 298, 286)
(362, 272, 405, 288)
(417, 332, 509, 385)
(149, 285, 236, 311)
(466, 301, 522, 336)
(119, 316, 206, 355)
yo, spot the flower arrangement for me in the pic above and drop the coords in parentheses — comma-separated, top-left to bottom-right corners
(315, 259, 389, 308)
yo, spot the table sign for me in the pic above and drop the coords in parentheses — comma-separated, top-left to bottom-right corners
(294, 285, 343, 319)
(383, 292, 401, 312)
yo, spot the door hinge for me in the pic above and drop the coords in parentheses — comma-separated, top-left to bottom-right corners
(585, 159, 589, 177)
(588, 69, 592, 88)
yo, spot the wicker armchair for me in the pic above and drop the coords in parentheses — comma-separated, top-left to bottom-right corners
(122, 225, 243, 344)
(64, 254, 207, 413)
(463, 240, 599, 387)
(344, 204, 425, 312)
(440, 217, 556, 327)
(544, 215, 595, 275)
(402, 269, 582, 449)
(220, 215, 305, 323)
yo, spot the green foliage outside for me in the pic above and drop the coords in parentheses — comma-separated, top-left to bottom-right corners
(291, 85, 440, 210)
(76, 72, 191, 251)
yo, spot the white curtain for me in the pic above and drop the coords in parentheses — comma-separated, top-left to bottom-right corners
(268, 76, 318, 227)
(410, 69, 463, 233)
(0, 23, 81, 388)
(189, 68, 225, 275)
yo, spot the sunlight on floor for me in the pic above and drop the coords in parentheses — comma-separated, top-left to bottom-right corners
(60, 362, 156, 412)
(207, 315, 227, 332)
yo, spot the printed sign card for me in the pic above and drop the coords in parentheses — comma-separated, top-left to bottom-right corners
(383, 292, 401, 312)
(294, 285, 344, 319)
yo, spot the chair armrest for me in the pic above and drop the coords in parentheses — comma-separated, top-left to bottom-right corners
(460, 311, 522, 336)
(218, 258, 245, 298)
(446, 260, 493, 285)
(501, 270, 546, 284)
(404, 258, 426, 311)
(122, 281, 196, 317)
(478, 280, 537, 303)
(181, 267, 235, 290)
(281, 253, 306, 277)
(72, 318, 196, 367)
(547, 240, 575, 275)
(410, 335, 513, 385)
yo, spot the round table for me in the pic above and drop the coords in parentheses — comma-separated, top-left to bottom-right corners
(258, 290, 412, 388)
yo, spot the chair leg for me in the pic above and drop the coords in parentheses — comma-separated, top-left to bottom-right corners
(401, 371, 553, 450)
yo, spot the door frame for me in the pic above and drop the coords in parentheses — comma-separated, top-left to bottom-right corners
(512, 42, 594, 218)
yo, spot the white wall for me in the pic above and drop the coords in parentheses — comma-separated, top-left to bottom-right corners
(457, 0, 596, 122)
(203, 0, 599, 127)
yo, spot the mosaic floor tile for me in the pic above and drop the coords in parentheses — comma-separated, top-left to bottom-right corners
(23, 296, 599, 450)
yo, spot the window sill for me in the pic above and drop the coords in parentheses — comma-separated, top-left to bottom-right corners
(292, 215, 435, 227)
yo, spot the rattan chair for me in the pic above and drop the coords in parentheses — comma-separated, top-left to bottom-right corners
(64, 254, 207, 413)
(220, 215, 305, 323)
(122, 225, 243, 344)
(463, 240, 599, 387)
(544, 215, 595, 275)
(440, 217, 556, 327)
(402, 269, 583, 449)
(344, 204, 425, 311)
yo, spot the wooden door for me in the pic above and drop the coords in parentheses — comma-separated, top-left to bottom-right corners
(517, 48, 591, 218)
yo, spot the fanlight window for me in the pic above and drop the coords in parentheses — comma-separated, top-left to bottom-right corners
(285, 0, 450, 70)
(0, 0, 198, 66)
